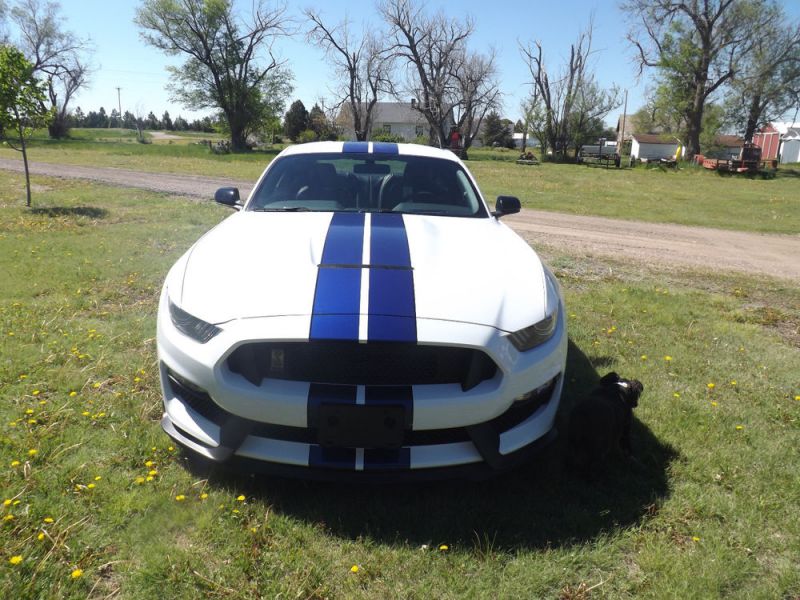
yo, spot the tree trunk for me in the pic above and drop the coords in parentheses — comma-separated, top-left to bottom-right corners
(744, 92, 762, 142)
(230, 124, 249, 152)
(18, 122, 32, 208)
(686, 89, 705, 158)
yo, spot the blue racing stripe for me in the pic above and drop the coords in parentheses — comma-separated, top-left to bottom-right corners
(310, 213, 365, 340)
(372, 141, 399, 155)
(364, 448, 411, 471)
(368, 213, 416, 342)
(343, 141, 369, 153)
(365, 385, 413, 428)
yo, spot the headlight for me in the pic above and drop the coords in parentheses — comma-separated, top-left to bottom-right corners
(508, 305, 559, 351)
(168, 299, 221, 343)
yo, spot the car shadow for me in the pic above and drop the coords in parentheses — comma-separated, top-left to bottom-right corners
(191, 339, 677, 551)
(29, 206, 109, 218)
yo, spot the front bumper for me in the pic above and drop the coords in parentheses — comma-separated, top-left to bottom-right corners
(157, 289, 567, 478)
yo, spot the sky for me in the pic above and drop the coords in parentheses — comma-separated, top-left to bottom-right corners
(6, 0, 800, 127)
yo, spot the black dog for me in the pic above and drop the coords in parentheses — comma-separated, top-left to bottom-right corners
(567, 372, 643, 470)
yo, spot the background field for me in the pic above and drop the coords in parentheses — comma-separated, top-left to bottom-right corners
(1, 167, 798, 598)
(2, 129, 800, 234)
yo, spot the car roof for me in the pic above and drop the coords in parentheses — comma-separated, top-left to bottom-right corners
(277, 141, 463, 163)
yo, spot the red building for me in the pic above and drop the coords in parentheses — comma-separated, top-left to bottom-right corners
(753, 124, 782, 160)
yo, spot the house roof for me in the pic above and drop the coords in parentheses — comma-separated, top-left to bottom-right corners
(784, 127, 800, 140)
(631, 133, 680, 145)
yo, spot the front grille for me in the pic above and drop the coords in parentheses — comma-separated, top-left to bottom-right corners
(226, 341, 498, 391)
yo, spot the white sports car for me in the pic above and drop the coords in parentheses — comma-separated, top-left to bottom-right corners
(157, 141, 567, 479)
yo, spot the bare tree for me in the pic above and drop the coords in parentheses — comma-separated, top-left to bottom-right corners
(379, 0, 499, 149)
(305, 9, 394, 141)
(625, 0, 772, 157)
(10, 0, 92, 139)
(521, 19, 619, 159)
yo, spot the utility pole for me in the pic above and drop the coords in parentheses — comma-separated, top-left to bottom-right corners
(116, 87, 122, 129)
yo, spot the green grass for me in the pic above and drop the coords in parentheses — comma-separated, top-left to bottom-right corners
(1, 171, 799, 598)
(2, 131, 798, 234)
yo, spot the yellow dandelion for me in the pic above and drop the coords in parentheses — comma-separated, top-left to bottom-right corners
(3, 514, 14, 521)
(9, 555, 23, 565)
(692, 536, 700, 542)
(81, 411, 90, 416)
(92, 383, 100, 388)
(37, 532, 45, 541)
(12, 500, 19, 506)
(794, 395, 799, 401)
(69, 391, 77, 397)
(28, 449, 38, 457)
(673, 392, 680, 398)
(32, 390, 40, 396)
(640, 355, 647, 360)
(71, 568, 83, 579)
(27, 419, 37, 425)
(236, 495, 246, 502)
(707, 383, 715, 390)
(2, 499, 10, 506)
(711, 401, 718, 407)
(43, 517, 54, 523)
(168, 446, 174, 452)
(199, 493, 208, 500)
(144, 460, 153, 468)
(135, 477, 145, 485)
(86, 483, 95, 490)
(94, 476, 101, 481)
(11, 460, 20, 467)
(664, 355, 672, 361)
(175, 495, 186, 502)
(439, 544, 449, 551)
(232, 509, 240, 514)
(25, 409, 34, 415)
(350, 565, 359, 573)
(145, 476, 153, 482)
(134, 377, 141, 383)
(148, 470, 158, 476)
(736, 425, 744, 431)
(730, 380, 737, 386)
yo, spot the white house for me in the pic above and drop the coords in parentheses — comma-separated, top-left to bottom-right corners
(337, 101, 452, 142)
(630, 133, 682, 161)
(780, 127, 800, 164)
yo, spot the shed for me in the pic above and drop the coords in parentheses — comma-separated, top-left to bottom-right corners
(630, 133, 681, 160)
(753, 124, 781, 160)
(780, 128, 800, 164)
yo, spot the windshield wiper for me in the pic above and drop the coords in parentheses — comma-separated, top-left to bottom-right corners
(251, 206, 311, 212)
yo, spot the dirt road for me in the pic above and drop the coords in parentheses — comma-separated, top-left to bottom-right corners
(2, 157, 799, 283)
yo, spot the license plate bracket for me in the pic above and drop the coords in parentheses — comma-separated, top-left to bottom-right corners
(317, 404, 405, 449)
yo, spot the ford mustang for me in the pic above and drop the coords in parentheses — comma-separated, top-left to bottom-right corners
(157, 141, 567, 479)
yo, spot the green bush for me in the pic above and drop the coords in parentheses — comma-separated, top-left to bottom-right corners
(371, 132, 405, 143)
(298, 129, 317, 144)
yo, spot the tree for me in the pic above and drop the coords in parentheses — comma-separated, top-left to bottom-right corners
(10, 0, 91, 139)
(625, 0, 772, 157)
(305, 8, 394, 141)
(283, 99, 308, 141)
(0, 45, 51, 207)
(379, 0, 500, 150)
(724, 3, 800, 140)
(521, 18, 620, 158)
(161, 110, 173, 131)
(481, 111, 513, 148)
(72, 105, 84, 126)
(136, 0, 293, 151)
(122, 110, 137, 130)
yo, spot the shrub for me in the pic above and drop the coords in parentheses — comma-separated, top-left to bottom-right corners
(298, 129, 317, 144)
(371, 132, 405, 143)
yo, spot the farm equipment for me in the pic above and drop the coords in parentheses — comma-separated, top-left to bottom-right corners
(698, 142, 777, 173)
(577, 138, 621, 168)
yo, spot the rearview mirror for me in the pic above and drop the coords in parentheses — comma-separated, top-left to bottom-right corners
(215, 187, 242, 209)
(492, 195, 520, 218)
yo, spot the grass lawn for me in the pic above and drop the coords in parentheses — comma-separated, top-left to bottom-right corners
(2, 130, 798, 234)
(1, 171, 798, 598)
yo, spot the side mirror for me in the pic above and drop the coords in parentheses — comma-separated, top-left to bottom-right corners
(492, 195, 521, 218)
(215, 187, 242, 209)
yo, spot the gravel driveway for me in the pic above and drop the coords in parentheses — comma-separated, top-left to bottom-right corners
(2, 157, 799, 282)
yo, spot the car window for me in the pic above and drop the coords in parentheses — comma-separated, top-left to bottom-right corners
(248, 153, 488, 217)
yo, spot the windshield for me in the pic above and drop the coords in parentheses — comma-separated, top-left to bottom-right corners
(247, 153, 488, 218)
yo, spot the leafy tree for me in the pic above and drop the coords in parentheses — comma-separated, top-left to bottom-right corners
(135, 0, 293, 151)
(161, 110, 173, 131)
(145, 111, 159, 130)
(626, 0, 773, 156)
(481, 111, 513, 148)
(122, 110, 137, 130)
(0, 45, 51, 206)
(72, 105, 84, 126)
(109, 108, 121, 128)
(173, 114, 188, 131)
(284, 99, 308, 141)
(10, 0, 91, 139)
(724, 3, 800, 140)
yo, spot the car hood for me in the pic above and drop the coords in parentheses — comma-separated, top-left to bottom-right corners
(171, 211, 550, 333)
